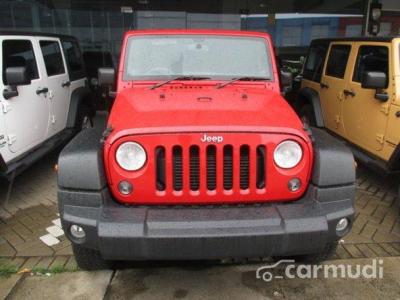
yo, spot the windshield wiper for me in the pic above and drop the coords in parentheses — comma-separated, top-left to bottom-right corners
(149, 76, 210, 90)
(216, 76, 270, 89)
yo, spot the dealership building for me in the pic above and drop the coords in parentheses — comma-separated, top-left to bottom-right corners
(1, 0, 399, 62)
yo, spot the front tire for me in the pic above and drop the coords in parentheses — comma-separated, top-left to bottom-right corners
(72, 243, 113, 270)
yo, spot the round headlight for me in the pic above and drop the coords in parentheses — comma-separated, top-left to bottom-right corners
(116, 142, 147, 171)
(274, 141, 303, 169)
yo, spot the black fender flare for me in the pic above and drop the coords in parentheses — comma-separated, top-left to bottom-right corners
(297, 87, 324, 128)
(311, 127, 355, 187)
(66, 86, 92, 129)
(58, 128, 106, 191)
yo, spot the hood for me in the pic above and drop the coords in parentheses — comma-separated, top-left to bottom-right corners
(107, 85, 306, 142)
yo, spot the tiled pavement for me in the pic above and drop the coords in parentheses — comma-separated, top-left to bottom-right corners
(0, 149, 78, 269)
(0, 148, 399, 270)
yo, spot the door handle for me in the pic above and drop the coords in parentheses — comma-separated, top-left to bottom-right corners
(62, 81, 71, 87)
(343, 89, 356, 97)
(36, 87, 49, 95)
(320, 82, 329, 89)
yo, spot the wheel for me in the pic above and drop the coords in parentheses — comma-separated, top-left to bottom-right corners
(75, 103, 94, 131)
(273, 241, 338, 264)
(299, 104, 316, 127)
(72, 243, 113, 270)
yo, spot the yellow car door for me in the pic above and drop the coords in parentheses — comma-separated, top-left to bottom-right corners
(341, 42, 392, 157)
(319, 43, 353, 135)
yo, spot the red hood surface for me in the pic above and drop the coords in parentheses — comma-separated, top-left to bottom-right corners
(107, 85, 306, 142)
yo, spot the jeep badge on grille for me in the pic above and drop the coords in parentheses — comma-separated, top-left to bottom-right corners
(201, 134, 224, 143)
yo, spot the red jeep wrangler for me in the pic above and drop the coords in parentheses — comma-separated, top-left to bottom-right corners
(58, 30, 355, 270)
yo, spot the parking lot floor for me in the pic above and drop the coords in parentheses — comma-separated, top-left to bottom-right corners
(1, 256, 400, 299)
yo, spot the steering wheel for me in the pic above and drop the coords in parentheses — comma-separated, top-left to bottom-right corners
(145, 67, 173, 76)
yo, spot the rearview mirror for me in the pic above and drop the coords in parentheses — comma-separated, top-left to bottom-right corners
(98, 68, 115, 86)
(361, 71, 387, 89)
(6, 66, 30, 86)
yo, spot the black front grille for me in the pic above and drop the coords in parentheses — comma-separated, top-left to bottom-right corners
(155, 143, 266, 193)
(155, 146, 165, 191)
(172, 146, 183, 191)
(223, 145, 233, 190)
(206, 145, 217, 191)
(190, 146, 200, 191)
(240, 145, 250, 190)
(256, 146, 266, 189)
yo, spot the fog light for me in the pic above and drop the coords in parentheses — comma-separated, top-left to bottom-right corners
(118, 181, 133, 195)
(336, 218, 349, 233)
(288, 178, 301, 192)
(70, 225, 85, 239)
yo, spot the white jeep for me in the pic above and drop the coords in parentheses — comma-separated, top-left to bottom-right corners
(0, 32, 94, 179)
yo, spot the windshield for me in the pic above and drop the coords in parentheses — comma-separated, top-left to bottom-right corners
(124, 35, 272, 80)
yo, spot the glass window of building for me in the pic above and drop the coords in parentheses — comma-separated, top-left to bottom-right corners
(282, 26, 303, 47)
(345, 24, 363, 37)
(310, 25, 330, 40)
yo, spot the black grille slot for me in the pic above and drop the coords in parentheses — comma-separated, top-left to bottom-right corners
(206, 145, 217, 190)
(155, 146, 166, 191)
(240, 145, 250, 190)
(173, 146, 183, 191)
(256, 145, 266, 189)
(190, 146, 200, 191)
(223, 145, 233, 190)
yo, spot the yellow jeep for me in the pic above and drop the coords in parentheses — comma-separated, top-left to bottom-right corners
(296, 37, 400, 184)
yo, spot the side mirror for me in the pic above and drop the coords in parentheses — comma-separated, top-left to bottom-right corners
(3, 67, 31, 100)
(361, 71, 386, 89)
(361, 71, 389, 102)
(280, 70, 293, 93)
(98, 68, 115, 86)
(6, 66, 30, 86)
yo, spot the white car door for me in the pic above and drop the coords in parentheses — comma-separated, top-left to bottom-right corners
(37, 38, 70, 136)
(0, 36, 50, 160)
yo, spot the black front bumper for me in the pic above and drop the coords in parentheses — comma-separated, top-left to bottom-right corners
(59, 184, 354, 260)
(58, 127, 355, 261)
